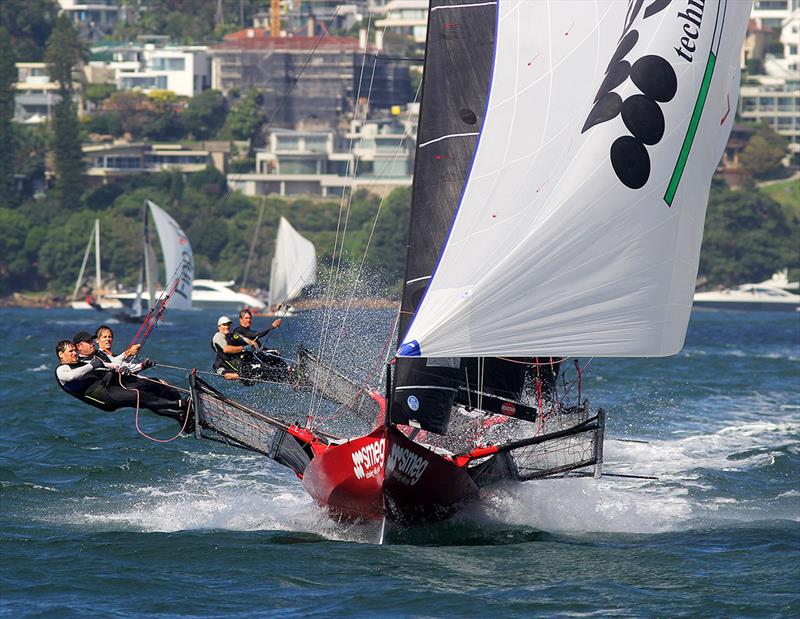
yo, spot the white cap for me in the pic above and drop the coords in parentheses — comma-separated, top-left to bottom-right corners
(217, 315, 232, 326)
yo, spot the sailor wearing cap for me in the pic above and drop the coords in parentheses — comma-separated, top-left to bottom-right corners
(211, 316, 244, 380)
(72, 331, 97, 362)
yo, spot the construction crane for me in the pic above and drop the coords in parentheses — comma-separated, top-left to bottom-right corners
(270, 0, 281, 37)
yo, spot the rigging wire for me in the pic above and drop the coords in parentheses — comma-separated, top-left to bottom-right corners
(310, 66, 422, 422)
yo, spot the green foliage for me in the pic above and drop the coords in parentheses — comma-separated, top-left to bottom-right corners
(699, 184, 798, 287)
(46, 17, 85, 210)
(83, 83, 117, 106)
(0, 0, 60, 62)
(363, 188, 410, 280)
(219, 88, 266, 142)
(98, 91, 185, 140)
(113, 0, 267, 45)
(739, 123, 788, 178)
(183, 89, 227, 139)
(0, 27, 16, 207)
(0, 208, 34, 293)
(13, 124, 48, 183)
(760, 178, 800, 220)
(44, 16, 85, 90)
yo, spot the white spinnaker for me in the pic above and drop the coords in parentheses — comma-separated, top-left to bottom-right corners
(268, 217, 317, 306)
(146, 200, 194, 310)
(401, 0, 750, 358)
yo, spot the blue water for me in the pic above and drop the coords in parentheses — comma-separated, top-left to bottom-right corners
(1, 307, 798, 617)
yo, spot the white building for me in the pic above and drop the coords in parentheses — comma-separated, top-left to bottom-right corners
(751, 0, 799, 29)
(739, 8, 800, 157)
(374, 0, 428, 44)
(58, 0, 120, 39)
(229, 108, 418, 198)
(13, 63, 73, 123)
(105, 44, 211, 97)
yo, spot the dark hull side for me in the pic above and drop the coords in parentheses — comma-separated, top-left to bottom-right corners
(301, 426, 479, 524)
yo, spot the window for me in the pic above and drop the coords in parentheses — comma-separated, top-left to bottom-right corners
(151, 57, 185, 71)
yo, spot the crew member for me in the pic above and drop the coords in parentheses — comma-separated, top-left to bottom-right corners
(54, 340, 188, 423)
(95, 325, 140, 363)
(211, 316, 241, 380)
(234, 309, 281, 346)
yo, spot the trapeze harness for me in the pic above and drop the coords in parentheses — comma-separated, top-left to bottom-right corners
(55, 362, 117, 412)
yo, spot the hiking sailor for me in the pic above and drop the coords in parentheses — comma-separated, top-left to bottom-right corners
(54, 339, 188, 423)
(94, 325, 140, 363)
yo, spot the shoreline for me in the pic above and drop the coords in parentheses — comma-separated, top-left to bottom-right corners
(0, 293, 400, 311)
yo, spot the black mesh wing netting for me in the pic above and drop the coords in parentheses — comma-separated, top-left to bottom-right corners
(189, 374, 328, 475)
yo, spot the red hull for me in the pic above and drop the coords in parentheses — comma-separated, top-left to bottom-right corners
(302, 426, 479, 523)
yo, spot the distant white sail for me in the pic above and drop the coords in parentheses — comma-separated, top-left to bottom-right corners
(400, 0, 751, 358)
(268, 217, 316, 307)
(146, 200, 194, 310)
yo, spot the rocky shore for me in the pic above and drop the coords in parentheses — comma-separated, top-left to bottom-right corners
(0, 293, 67, 308)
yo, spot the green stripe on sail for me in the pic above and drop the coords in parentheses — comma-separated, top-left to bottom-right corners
(664, 51, 717, 206)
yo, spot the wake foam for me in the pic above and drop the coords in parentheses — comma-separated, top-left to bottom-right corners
(478, 419, 799, 533)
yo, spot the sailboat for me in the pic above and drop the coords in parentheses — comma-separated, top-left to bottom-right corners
(70, 219, 123, 310)
(184, 0, 750, 524)
(110, 199, 194, 319)
(265, 217, 317, 314)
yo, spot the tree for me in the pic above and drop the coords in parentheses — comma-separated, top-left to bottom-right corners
(699, 185, 797, 287)
(0, 27, 17, 207)
(183, 89, 227, 139)
(45, 16, 85, 210)
(363, 188, 411, 281)
(0, 0, 60, 62)
(739, 123, 788, 178)
(220, 88, 266, 142)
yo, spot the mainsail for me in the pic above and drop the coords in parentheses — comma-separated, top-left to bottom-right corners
(391, 0, 532, 433)
(145, 199, 194, 310)
(268, 217, 317, 308)
(399, 0, 751, 359)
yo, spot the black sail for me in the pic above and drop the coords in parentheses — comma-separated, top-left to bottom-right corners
(390, 0, 528, 434)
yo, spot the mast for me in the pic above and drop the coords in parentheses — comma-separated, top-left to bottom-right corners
(94, 218, 102, 292)
(71, 222, 95, 303)
(143, 201, 156, 307)
(389, 0, 527, 434)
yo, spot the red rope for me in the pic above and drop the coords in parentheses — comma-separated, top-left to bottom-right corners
(115, 372, 190, 443)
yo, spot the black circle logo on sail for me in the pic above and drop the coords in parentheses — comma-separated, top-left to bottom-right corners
(611, 136, 650, 190)
(459, 108, 478, 125)
(580, 2, 677, 191)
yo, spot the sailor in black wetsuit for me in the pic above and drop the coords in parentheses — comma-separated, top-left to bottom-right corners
(212, 315, 292, 383)
(234, 309, 281, 343)
(55, 338, 187, 423)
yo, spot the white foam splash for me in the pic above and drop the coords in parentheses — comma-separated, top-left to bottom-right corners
(480, 419, 799, 534)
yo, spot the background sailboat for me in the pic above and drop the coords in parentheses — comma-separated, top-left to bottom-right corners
(70, 219, 122, 310)
(266, 216, 317, 312)
(110, 200, 194, 315)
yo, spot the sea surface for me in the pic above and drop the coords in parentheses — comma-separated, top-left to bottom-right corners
(1, 306, 798, 617)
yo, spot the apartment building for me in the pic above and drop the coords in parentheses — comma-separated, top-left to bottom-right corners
(13, 63, 75, 123)
(739, 8, 800, 157)
(209, 29, 411, 128)
(229, 109, 417, 197)
(105, 44, 211, 97)
(83, 142, 223, 186)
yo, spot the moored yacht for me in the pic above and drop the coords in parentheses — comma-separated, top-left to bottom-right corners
(693, 271, 800, 312)
(110, 279, 265, 311)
